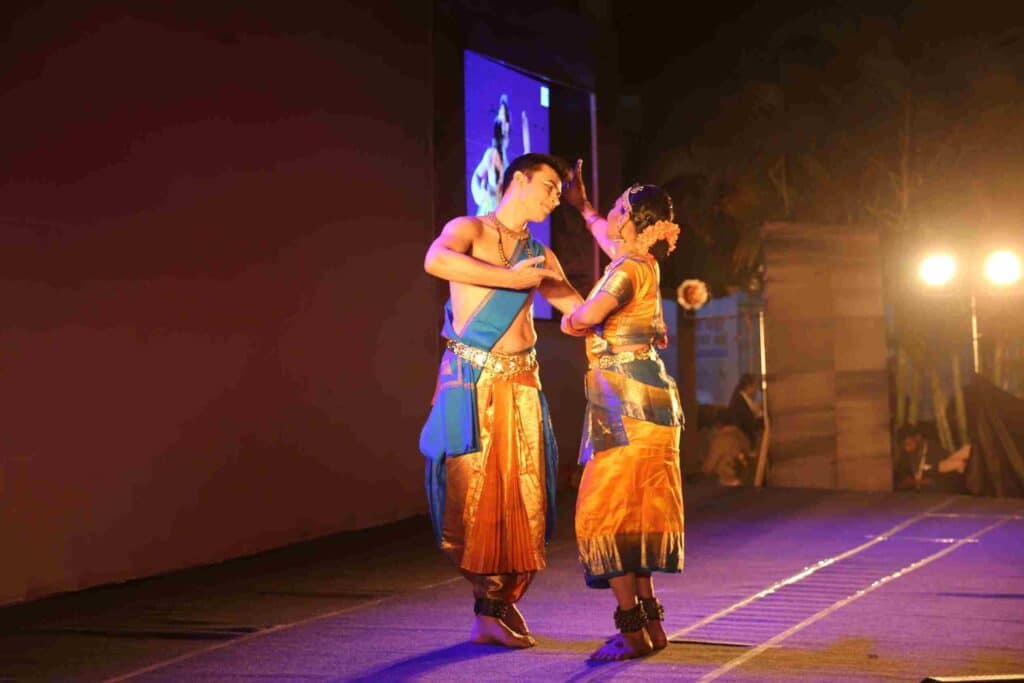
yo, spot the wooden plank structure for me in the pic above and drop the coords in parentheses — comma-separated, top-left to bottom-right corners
(762, 222, 892, 491)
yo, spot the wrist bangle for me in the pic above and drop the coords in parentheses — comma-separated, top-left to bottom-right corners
(585, 212, 602, 227)
(568, 310, 586, 331)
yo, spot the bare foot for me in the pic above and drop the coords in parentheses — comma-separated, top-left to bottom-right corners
(470, 615, 534, 648)
(589, 630, 652, 660)
(502, 604, 536, 644)
(605, 620, 666, 649)
(645, 619, 668, 650)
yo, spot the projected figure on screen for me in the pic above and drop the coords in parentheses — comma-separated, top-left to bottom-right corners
(470, 95, 531, 216)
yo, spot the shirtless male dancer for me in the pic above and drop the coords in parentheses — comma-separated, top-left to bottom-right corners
(420, 153, 583, 647)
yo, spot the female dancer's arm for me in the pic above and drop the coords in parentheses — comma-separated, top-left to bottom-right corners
(563, 158, 616, 259)
(563, 291, 621, 332)
(560, 259, 635, 336)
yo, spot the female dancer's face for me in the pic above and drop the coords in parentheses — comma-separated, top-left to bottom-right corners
(605, 197, 636, 244)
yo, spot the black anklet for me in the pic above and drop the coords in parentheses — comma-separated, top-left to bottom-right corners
(640, 597, 665, 621)
(474, 598, 509, 620)
(613, 603, 649, 633)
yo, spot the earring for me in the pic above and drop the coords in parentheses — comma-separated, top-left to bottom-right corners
(612, 215, 626, 242)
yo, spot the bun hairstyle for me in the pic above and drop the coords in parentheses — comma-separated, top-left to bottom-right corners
(624, 184, 677, 260)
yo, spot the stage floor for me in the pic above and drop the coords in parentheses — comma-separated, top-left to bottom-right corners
(2, 480, 1022, 682)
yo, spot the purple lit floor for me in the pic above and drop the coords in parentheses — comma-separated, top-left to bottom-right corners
(2, 480, 1023, 682)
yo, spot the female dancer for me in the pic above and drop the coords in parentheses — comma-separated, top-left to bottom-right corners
(562, 160, 685, 660)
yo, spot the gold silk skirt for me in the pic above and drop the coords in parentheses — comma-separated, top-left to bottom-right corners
(575, 415, 684, 588)
(440, 364, 548, 577)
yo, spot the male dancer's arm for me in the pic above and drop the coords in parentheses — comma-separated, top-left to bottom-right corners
(537, 245, 583, 315)
(425, 216, 562, 289)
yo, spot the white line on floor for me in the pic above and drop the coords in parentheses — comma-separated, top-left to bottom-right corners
(101, 575, 463, 682)
(926, 512, 1024, 519)
(667, 496, 956, 642)
(695, 516, 1011, 683)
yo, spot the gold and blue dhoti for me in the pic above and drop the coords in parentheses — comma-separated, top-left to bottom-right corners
(420, 237, 558, 605)
(439, 350, 548, 601)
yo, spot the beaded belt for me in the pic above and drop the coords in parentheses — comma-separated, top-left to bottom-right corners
(447, 339, 538, 377)
(592, 345, 658, 370)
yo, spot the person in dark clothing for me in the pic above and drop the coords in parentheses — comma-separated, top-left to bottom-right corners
(893, 424, 970, 493)
(726, 373, 763, 445)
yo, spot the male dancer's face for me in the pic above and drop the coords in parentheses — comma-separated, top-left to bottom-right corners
(514, 165, 562, 223)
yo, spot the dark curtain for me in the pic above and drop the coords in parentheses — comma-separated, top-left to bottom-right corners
(964, 375, 1024, 498)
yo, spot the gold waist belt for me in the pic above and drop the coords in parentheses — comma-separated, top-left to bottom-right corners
(592, 345, 658, 370)
(447, 339, 538, 377)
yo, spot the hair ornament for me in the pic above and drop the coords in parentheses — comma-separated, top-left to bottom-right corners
(635, 219, 681, 256)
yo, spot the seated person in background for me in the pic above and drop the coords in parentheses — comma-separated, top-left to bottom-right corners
(702, 414, 752, 487)
(894, 424, 970, 493)
(726, 373, 763, 446)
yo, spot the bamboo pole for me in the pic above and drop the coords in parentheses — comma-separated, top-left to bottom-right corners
(895, 346, 907, 428)
(900, 90, 911, 226)
(930, 369, 954, 452)
(952, 353, 969, 448)
(754, 309, 770, 487)
(970, 293, 981, 374)
(994, 338, 1006, 389)
(908, 363, 921, 426)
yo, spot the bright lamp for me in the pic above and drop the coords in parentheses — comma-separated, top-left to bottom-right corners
(983, 249, 1022, 287)
(919, 253, 957, 287)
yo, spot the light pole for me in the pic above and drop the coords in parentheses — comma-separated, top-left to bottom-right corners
(918, 248, 1022, 374)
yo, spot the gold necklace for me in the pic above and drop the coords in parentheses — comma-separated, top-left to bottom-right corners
(489, 212, 530, 240)
(487, 212, 533, 267)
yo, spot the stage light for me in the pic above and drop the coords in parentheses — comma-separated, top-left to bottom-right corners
(983, 249, 1021, 287)
(919, 253, 957, 287)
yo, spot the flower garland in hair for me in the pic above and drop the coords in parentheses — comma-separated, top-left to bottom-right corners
(634, 219, 681, 256)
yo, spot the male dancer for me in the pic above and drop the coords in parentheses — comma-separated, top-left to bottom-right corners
(421, 153, 582, 647)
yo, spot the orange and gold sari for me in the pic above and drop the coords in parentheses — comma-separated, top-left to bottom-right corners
(575, 254, 685, 588)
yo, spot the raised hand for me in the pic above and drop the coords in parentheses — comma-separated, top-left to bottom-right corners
(507, 255, 562, 289)
(563, 158, 591, 213)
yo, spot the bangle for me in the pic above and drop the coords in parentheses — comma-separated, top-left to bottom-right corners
(585, 211, 602, 227)
(568, 310, 587, 331)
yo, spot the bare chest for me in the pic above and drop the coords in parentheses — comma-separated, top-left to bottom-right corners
(448, 236, 536, 347)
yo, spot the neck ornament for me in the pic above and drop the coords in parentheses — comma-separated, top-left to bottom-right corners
(486, 212, 534, 267)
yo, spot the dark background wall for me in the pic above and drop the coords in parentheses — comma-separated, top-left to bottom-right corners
(0, 1, 615, 606)
(0, 1, 438, 605)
